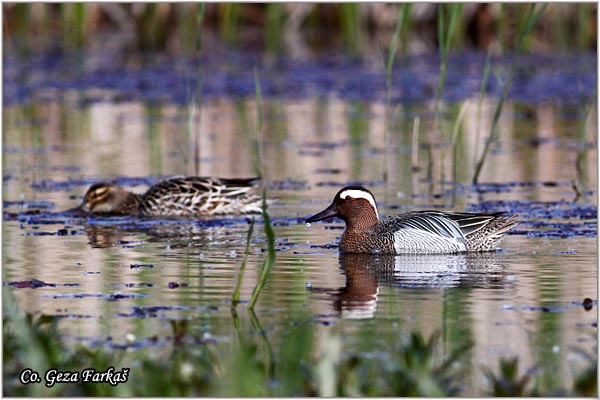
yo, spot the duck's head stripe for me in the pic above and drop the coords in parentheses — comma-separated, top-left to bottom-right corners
(339, 189, 379, 219)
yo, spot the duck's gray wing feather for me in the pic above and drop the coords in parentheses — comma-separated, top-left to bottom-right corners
(421, 211, 509, 236)
(382, 212, 467, 244)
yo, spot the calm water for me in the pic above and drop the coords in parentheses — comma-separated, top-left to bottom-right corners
(3, 49, 597, 395)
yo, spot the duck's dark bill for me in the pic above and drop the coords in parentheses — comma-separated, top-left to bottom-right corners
(306, 203, 338, 223)
(62, 206, 91, 217)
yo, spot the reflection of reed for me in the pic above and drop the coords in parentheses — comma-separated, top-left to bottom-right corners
(327, 252, 511, 319)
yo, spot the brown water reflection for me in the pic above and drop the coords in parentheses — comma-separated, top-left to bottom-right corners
(3, 95, 597, 395)
(317, 252, 511, 320)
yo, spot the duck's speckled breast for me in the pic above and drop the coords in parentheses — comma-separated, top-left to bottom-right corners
(339, 226, 396, 254)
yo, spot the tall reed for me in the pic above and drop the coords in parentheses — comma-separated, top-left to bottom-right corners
(447, 102, 469, 190)
(252, 68, 265, 179)
(434, 4, 462, 193)
(231, 219, 255, 308)
(248, 194, 276, 310)
(247, 69, 276, 311)
(472, 4, 547, 184)
(340, 3, 361, 54)
(61, 3, 86, 49)
(435, 4, 462, 108)
(473, 50, 493, 171)
(193, 4, 205, 175)
(248, 308, 275, 378)
(383, 4, 408, 184)
(220, 3, 241, 44)
(265, 3, 285, 53)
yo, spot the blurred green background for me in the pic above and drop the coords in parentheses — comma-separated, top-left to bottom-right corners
(3, 3, 597, 54)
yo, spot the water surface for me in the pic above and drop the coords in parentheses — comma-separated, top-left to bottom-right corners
(3, 48, 597, 395)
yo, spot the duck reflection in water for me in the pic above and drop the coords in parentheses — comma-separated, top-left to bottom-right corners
(321, 252, 512, 320)
(82, 218, 251, 249)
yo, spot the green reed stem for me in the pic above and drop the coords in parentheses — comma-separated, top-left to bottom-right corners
(184, 84, 194, 171)
(248, 69, 276, 310)
(232, 218, 255, 308)
(435, 3, 462, 180)
(72, 3, 86, 48)
(193, 4, 205, 175)
(192, 79, 203, 176)
(265, 3, 284, 53)
(576, 4, 595, 49)
(472, 3, 547, 184)
(478, 50, 493, 108)
(248, 190, 276, 310)
(248, 308, 276, 378)
(473, 49, 492, 171)
(440, 102, 468, 189)
(61, 3, 86, 49)
(340, 3, 360, 54)
(427, 4, 461, 197)
(449, 102, 469, 191)
(196, 3, 205, 51)
(253, 67, 265, 180)
(411, 116, 420, 173)
(435, 4, 461, 106)
(383, 4, 406, 183)
(221, 3, 240, 44)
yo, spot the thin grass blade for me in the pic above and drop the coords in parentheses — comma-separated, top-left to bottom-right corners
(232, 218, 255, 308)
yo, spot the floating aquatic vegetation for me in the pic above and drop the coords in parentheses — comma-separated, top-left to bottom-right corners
(469, 199, 597, 220)
(315, 180, 384, 188)
(45, 292, 149, 301)
(129, 263, 155, 269)
(267, 179, 310, 191)
(118, 305, 219, 318)
(5, 279, 80, 289)
(3, 200, 56, 210)
(110, 283, 155, 288)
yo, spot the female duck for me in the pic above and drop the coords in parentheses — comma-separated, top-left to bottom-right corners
(306, 186, 518, 254)
(76, 176, 263, 216)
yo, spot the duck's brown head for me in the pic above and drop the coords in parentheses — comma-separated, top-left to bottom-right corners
(79, 183, 138, 214)
(306, 186, 379, 229)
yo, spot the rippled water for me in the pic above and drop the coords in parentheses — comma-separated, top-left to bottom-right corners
(3, 47, 598, 395)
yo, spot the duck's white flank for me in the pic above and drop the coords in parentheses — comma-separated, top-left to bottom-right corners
(392, 227, 467, 254)
(338, 189, 379, 219)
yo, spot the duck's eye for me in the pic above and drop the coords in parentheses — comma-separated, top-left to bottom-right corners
(345, 195, 352, 200)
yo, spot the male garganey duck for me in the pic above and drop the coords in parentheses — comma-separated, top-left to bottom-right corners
(74, 176, 263, 216)
(306, 186, 518, 254)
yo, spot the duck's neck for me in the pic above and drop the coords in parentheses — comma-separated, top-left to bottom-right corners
(119, 192, 143, 214)
(345, 211, 379, 233)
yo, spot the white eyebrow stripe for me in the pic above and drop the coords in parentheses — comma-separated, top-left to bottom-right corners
(339, 189, 379, 219)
